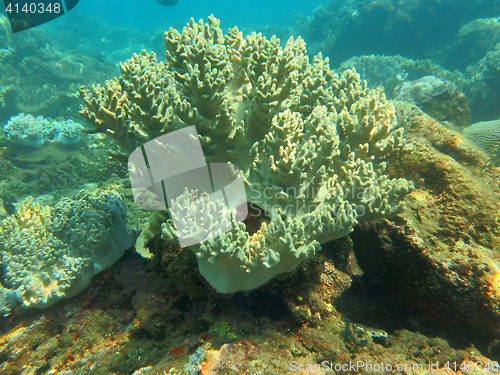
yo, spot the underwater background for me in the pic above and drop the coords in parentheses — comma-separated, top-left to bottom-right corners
(1, 0, 500, 374)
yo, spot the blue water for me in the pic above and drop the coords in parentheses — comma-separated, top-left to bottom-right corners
(68, 0, 325, 31)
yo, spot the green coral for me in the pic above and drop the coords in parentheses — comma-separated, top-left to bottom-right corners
(80, 16, 412, 293)
(0, 189, 131, 315)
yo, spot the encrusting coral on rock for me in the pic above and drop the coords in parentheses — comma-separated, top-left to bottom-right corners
(0, 189, 131, 315)
(348, 103, 500, 339)
(393, 75, 471, 127)
(463, 119, 500, 162)
(80, 16, 413, 293)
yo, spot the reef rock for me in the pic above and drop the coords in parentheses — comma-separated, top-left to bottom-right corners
(351, 103, 500, 342)
(393, 75, 470, 127)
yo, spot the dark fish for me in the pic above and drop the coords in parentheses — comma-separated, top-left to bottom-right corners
(2, 195, 17, 215)
(157, 0, 178, 6)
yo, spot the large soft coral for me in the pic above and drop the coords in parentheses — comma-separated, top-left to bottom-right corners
(80, 16, 412, 293)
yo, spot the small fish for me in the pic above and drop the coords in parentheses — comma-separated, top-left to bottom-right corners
(157, 0, 178, 6)
(2, 195, 17, 215)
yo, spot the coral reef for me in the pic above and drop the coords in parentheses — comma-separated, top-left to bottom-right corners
(80, 16, 412, 293)
(2, 113, 84, 146)
(0, 14, 119, 124)
(298, 0, 500, 67)
(1, 8, 500, 375)
(393, 76, 456, 105)
(337, 54, 470, 93)
(0, 136, 128, 204)
(446, 17, 500, 70)
(348, 103, 500, 340)
(476, 42, 500, 83)
(310, 5, 500, 122)
(0, 105, 499, 372)
(338, 54, 494, 123)
(393, 75, 470, 127)
(0, 240, 497, 374)
(0, 189, 131, 315)
(468, 42, 500, 117)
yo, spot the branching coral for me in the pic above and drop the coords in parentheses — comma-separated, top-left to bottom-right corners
(0, 189, 131, 315)
(80, 16, 412, 293)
